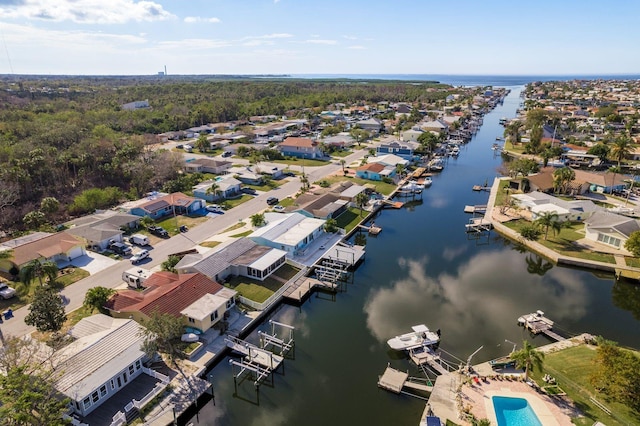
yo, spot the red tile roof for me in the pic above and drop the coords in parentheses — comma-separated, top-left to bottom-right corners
(106, 272, 224, 318)
(357, 163, 386, 173)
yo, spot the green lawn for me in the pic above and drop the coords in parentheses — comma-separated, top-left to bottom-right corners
(272, 263, 300, 280)
(154, 215, 209, 236)
(278, 197, 296, 207)
(272, 158, 331, 167)
(222, 221, 246, 233)
(224, 194, 254, 209)
(335, 207, 365, 233)
(224, 275, 284, 303)
(502, 219, 616, 264)
(199, 241, 222, 249)
(625, 257, 640, 267)
(243, 179, 286, 191)
(318, 175, 397, 195)
(56, 267, 90, 288)
(230, 230, 253, 238)
(530, 345, 639, 426)
(331, 150, 352, 158)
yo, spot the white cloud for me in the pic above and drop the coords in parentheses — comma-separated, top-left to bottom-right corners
(342, 35, 358, 40)
(156, 38, 231, 50)
(305, 39, 337, 45)
(184, 16, 221, 24)
(0, 0, 174, 24)
(347, 45, 365, 50)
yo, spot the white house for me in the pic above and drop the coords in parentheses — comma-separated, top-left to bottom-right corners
(511, 192, 598, 222)
(584, 211, 640, 250)
(249, 212, 326, 256)
(55, 314, 151, 417)
(193, 177, 242, 202)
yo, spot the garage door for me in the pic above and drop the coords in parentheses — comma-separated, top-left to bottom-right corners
(68, 246, 86, 260)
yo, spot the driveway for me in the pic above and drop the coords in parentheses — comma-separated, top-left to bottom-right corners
(70, 251, 119, 275)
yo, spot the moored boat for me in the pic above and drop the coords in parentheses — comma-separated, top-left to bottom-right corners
(386, 324, 441, 351)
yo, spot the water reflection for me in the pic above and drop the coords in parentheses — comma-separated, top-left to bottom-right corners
(612, 280, 640, 320)
(364, 249, 589, 349)
(525, 254, 554, 276)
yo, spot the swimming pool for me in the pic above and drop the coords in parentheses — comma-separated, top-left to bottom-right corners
(492, 396, 542, 426)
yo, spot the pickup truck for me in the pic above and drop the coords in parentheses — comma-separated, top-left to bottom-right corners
(147, 226, 169, 238)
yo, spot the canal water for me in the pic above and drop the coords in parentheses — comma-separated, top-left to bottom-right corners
(186, 86, 640, 426)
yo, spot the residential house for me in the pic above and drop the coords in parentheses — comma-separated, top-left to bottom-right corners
(356, 162, 396, 181)
(106, 272, 237, 333)
(584, 210, 640, 250)
(278, 137, 323, 159)
(294, 193, 348, 220)
(420, 119, 448, 134)
(323, 134, 355, 148)
(129, 192, 204, 220)
(55, 314, 152, 417)
(356, 118, 383, 134)
(227, 166, 264, 185)
(175, 238, 287, 282)
(511, 192, 598, 222)
(0, 231, 85, 274)
(338, 184, 368, 204)
(193, 177, 242, 202)
(65, 211, 141, 251)
(249, 212, 326, 256)
(183, 158, 232, 174)
(375, 140, 417, 161)
(402, 129, 424, 142)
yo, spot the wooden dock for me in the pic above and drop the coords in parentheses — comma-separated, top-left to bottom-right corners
(472, 185, 490, 192)
(411, 167, 427, 178)
(381, 200, 404, 209)
(464, 205, 487, 214)
(357, 224, 383, 234)
(518, 311, 566, 342)
(409, 348, 450, 375)
(465, 217, 492, 233)
(377, 365, 433, 396)
(283, 277, 337, 302)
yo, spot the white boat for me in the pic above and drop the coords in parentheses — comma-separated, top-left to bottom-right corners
(517, 310, 553, 327)
(422, 176, 433, 186)
(401, 180, 425, 193)
(386, 324, 440, 351)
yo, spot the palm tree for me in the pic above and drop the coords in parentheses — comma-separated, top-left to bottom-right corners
(534, 211, 559, 240)
(395, 164, 406, 178)
(206, 181, 221, 201)
(510, 340, 544, 381)
(340, 159, 346, 175)
(19, 258, 59, 287)
(610, 135, 632, 167)
(504, 121, 524, 147)
(355, 192, 369, 217)
(552, 166, 575, 194)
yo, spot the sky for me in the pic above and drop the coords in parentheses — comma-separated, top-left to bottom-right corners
(0, 0, 639, 76)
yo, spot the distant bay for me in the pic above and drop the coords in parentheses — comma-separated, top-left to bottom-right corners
(290, 74, 640, 86)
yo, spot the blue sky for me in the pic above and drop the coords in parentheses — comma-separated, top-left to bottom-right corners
(0, 0, 638, 76)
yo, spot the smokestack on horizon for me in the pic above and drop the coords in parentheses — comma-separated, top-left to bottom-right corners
(164, 65, 167, 76)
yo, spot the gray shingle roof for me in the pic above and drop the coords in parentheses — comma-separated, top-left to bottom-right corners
(176, 238, 258, 278)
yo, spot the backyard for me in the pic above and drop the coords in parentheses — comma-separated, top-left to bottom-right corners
(335, 207, 365, 233)
(223, 263, 300, 303)
(530, 345, 639, 426)
(318, 175, 396, 195)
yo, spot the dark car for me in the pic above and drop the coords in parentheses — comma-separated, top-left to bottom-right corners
(108, 240, 132, 256)
(242, 187, 257, 195)
(222, 151, 232, 157)
(148, 225, 169, 238)
(266, 196, 279, 206)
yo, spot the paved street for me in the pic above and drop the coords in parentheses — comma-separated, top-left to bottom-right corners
(0, 148, 368, 339)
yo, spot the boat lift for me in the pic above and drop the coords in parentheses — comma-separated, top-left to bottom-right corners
(258, 320, 296, 358)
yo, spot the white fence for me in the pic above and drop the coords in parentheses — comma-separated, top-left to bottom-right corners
(109, 411, 126, 426)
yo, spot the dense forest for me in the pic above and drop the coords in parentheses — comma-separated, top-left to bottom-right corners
(0, 76, 454, 234)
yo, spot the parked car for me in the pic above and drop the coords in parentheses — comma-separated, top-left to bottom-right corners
(274, 205, 285, 212)
(266, 196, 279, 206)
(242, 187, 257, 195)
(131, 250, 150, 264)
(148, 226, 169, 238)
(206, 204, 224, 214)
(222, 151, 232, 158)
(129, 234, 150, 246)
(108, 240, 132, 256)
(0, 282, 16, 300)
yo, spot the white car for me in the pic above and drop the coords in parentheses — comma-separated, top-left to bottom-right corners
(131, 250, 150, 264)
(206, 204, 224, 214)
(274, 205, 285, 212)
(0, 282, 16, 300)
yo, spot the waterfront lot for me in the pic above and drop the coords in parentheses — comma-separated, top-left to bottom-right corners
(530, 345, 638, 426)
(503, 219, 616, 264)
(318, 175, 396, 195)
(224, 264, 300, 303)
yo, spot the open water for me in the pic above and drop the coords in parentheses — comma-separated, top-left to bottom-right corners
(185, 85, 640, 426)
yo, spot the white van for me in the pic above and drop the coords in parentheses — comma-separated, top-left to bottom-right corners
(129, 234, 150, 246)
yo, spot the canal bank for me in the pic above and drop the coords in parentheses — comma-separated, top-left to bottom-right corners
(183, 85, 640, 426)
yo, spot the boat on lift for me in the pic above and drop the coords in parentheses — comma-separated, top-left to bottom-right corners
(387, 324, 441, 351)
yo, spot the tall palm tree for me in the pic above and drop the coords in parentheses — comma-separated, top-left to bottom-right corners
(340, 159, 346, 175)
(534, 211, 559, 240)
(355, 192, 369, 217)
(504, 120, 524, 147)
(610, 135, 632, 167)
(510, 340, 544, 381)
(552, 166, 576, 194)
(19, 258, 59, 287)
(206, 181, 221, 201)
